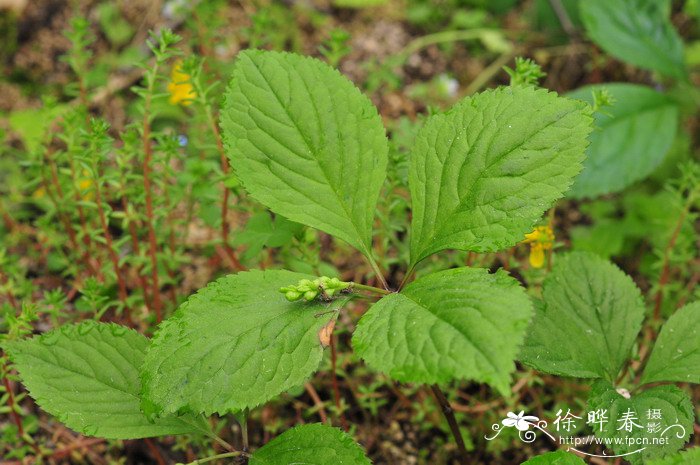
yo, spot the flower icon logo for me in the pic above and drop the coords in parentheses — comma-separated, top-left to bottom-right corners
(502, 411, 540, 431)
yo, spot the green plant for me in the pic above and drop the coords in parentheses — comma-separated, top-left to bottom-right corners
(568, 0, 698, 199)
(4, 49, 595, 462)
(520, 252, 699, 463)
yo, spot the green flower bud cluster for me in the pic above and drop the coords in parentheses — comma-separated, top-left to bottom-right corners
(279, 276, 352, 302)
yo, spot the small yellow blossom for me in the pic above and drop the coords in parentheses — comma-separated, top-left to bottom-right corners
(33, 186, 46, 199)
(77, 170, 94, 201)
(522, 225, 555, 268)
(167, 60, 196, 106)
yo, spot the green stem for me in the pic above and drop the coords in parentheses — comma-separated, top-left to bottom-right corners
(398, 263, 417, 292)
(352, 283, 391, 296)
(398, 28, 512, 63)
(185, 451, 242, 465)
(366, 255, 390, 290)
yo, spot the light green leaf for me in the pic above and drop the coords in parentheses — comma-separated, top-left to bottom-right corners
(249, 423, 371, 465)
(580, 0, 686, 79)
(521, 450, 586, 465)
(587, 381, 694, 464)
(641, 302, 700, 385)
(3, 321, 202, 439)
(353, 267, 532, 395)
(221, 50, 388, 259)
(408, 86, 592, 266)
(520, 252, 645, 381)
(568, 84, 679, 198)
(647, 448, 700, 465)
(141, 270, 345, 416)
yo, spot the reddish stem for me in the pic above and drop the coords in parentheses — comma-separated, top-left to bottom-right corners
(2, 375, 25, 438)
(211, 118, 243, 271)
(93, 175, 130, 321)
(653, 202, 691, 320)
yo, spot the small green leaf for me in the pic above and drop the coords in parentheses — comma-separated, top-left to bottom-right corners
(353, 267, 532, 395)
(568, 84, 679, 198)
(4, 321, 202, 439)
(521, 450, 586, 465)
(647, 448, 700, 465)
(520, 252, 645, 381)
(641, 302, 700, 385)
(221, 50, 388, 259)
(141, 270, 346, 416)
(587, 381, 694, 464)
(580, 0, 686, 79)
(408, 86, 592, 266)
(249, 423, 371, 465)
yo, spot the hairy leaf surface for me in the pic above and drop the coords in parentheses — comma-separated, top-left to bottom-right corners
(641, 302, 700, 385)
(4, 322, 202, 439)
(587, 381, 694, 464)
(141, 270, 345, 416)
(408, 86, 592, 266)
(520, 252, 644, 381)
(647, 448, 700, 465)
(580, 0, 686, 79)
(249, 423, 371, 465)
(353, 267, 532, 395)
(568, 84, 678, 198)
(221, 50, 388, 259)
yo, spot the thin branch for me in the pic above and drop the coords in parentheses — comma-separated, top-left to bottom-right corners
(304, 382, 329, 424)
(142, 87, 163, 323)
(430, 384, 469, 465)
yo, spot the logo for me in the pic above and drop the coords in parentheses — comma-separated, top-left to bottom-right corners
(485, 406, 688, 459)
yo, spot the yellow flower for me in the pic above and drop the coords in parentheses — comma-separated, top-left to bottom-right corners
(33, 186, 46, 199)
(167, 60, 196, 106)
(523, 225, 554, 268)
(78, 170, 94, 201)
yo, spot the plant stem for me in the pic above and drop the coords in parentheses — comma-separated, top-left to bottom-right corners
(352, 282, 391, 295)
(430, 384, 469, 465)
(185, 451, 242, 465)
(398, 263, 417, 291)
(2, 373, 24, 438)
(366, 255, 390, 290)
(206, 105, 243, 271)
(240, 410, 249, 452)
(142, 75, 163, 323)
(398, 28, 511, 62)
(118, 174, 152, 311)
(304, 382, 329, 423)
(92, 169, 130, 320)
(330, 333, 349, 431)
(652, 186, 698, 320)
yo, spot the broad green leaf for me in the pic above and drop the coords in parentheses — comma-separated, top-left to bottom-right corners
(3, 321, 202, 439)
(580, 0, 686, 79)
(587, 381, 694, 464)
(568, 84, 679, 198)
(520, 252, 644, 381)
(141, 270, 345, 416)
(521, 450, 586, 465)
(249, 423, 371, 465)
(647, 448, 700, 465)
(408, 86, 592, 266)
(641, 302, 700, 385)
(352, 267, 532, 395)
(221, 50, 388, 259)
